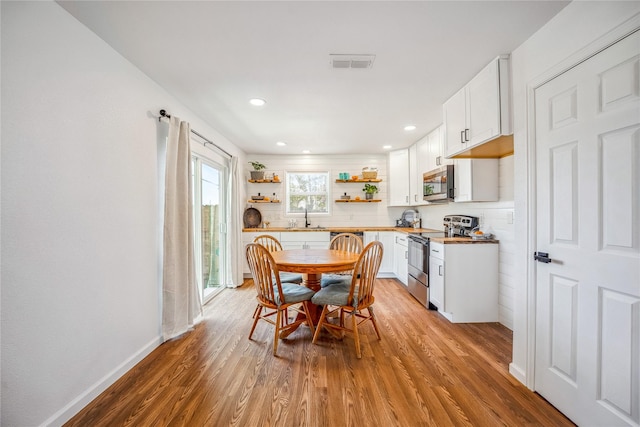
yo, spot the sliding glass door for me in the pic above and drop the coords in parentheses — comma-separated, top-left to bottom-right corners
(192, 156, 227, 303)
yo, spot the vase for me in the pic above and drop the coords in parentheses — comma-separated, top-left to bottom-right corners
(250, 171, 265, 180)
(365, 193, 373, 200)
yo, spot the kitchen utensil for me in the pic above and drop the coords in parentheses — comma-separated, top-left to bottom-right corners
(243, 207, 262, 228)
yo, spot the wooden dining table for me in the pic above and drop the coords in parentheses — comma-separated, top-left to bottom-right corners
(270, 248, 359, 336)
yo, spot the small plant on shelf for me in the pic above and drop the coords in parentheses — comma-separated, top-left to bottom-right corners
(248, 161, 266, 180)
(362, 183, 379, 200)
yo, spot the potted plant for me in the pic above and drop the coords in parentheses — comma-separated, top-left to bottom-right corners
(248, 161, 266, 180)
(362, 183, 379, 200)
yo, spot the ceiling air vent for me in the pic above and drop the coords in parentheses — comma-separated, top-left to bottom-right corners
(330, 54, 375, 69)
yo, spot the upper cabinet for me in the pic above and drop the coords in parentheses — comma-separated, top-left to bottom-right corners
(421, 125, 452, 173)
(444, 55, 513, 159)
(389, 146, 427, 206)
(388, 149, 411, 206)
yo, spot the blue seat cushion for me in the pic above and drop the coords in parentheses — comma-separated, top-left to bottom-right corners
(320, 273, 350, 288)
(275, 282, 316, 305)
(311, 283, 359, 307)
(279, 272, 303, 284)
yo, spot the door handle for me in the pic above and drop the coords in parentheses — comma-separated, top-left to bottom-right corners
(464, 128, 469, 142)
(534, 252, 552, 263)
(460, 130, 465, 144)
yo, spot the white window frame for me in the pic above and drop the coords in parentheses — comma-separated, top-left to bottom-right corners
(285, 171, 330, 216)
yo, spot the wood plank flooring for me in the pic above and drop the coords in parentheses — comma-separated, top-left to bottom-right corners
(65, 278, 574, 426)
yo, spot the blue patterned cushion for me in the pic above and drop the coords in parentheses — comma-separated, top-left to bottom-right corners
(311, 283, 359, 307)
(320, 273, 350, 287)
(279, 272, 303, 284)
(275, 282, 315, 305)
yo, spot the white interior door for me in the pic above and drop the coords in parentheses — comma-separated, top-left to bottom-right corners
(534, 30, 640, 426)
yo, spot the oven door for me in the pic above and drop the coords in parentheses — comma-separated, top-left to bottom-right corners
(407, 237, 428, 282)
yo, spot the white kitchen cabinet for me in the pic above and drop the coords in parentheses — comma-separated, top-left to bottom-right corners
(393, 232, 408, 286)
(388, 148, 410, 206)
(408, 144, 423, 206)
(444, 55, 512, 158)
(388, 146, 425, 206)
(429, 241, 499, 323)
(280, 231, 330, 250)
(423, 125, 452, 173)
(364, 231, 394, 276)
(453, 158, 499, 202)
(242, 231, 281, 275)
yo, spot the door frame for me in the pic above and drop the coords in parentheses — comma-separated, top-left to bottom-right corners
(520, 13, 640, 390)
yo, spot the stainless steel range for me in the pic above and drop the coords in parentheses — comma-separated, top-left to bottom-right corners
(443, 214, 479, 237)
(407, 231, 444, 309)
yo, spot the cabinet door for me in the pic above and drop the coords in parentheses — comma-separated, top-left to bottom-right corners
(388, 149, 410, 206)
(453, 159, 499, 202)
(467, 59, 501, 146)
(443, 87, 467, 157)
(378, 231, 395, 274)
(393, 233, 408, 285)
(429, 252, 445, 310)
(408, 144, 424, 205)
(453, 159, 473, 202)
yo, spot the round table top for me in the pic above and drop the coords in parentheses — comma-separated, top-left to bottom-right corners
(271, 249, 359, 274)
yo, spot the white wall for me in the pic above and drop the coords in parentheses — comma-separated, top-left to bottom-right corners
(417, 156, 515, 329)
(244, 154, 396, 228)
(509, 1, 640, 386)
(1, 2, 242, 426)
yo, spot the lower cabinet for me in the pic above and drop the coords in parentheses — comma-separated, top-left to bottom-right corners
(242, 231, 281, 275)
(364, 231, 394, 276)
(393, 232, 408, 286)
(279, 231, 330, 250)
(429, 241, 498, 323)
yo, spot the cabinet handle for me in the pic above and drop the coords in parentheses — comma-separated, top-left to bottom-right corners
(460, 130, 465, 144)
(436, 156, 441, 166)
(405, 195, 409, 203)
(464, 128, 469, 142)
(405, 250, 408, 260)
(438, 265, 443, 276)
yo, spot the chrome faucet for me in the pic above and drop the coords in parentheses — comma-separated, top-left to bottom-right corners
(304, 208, 310, 228)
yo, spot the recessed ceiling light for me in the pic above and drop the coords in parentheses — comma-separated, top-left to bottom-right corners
(383, 145, 392, 150)
(276, 141, 286, 147)
(249, 98, 266, 106)
(302, 150, 311, 154)
(404, 125, 416, 131)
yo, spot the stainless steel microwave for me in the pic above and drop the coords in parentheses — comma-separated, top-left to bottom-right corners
(423, 165, 454, 202)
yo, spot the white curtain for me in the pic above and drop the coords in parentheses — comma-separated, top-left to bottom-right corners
(226, 156, 245, 287)
(162, 116, 202, 341)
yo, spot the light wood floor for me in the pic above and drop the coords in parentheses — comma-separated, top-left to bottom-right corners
(65, 278, 574, 427)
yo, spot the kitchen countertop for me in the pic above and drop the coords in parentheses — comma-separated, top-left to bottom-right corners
(242, 226, 440, 234)
(430, 236, 499, 244)
(242, 227, 498, 244)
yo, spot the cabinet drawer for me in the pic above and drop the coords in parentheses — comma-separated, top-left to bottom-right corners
(280, 232, 329, 242)
(430, 242, 444, 259)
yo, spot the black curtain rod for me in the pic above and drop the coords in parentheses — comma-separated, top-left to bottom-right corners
(159, 109, 232, 158)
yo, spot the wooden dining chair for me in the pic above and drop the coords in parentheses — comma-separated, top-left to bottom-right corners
(311, 240, 384, 358)
(253, 235, 303, 284)
(321, 233, 364, 287)
(245, 243, 316, 356)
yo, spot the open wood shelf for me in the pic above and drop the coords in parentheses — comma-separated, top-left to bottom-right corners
(248, 179, 281, 183)
(247, 200, 281, 204)
(335, 179, 381, 183)
(335, 199, 381, 203)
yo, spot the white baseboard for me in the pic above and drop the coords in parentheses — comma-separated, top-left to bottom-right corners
(509, 362, 527, 387)
(42, 335, 162, 427)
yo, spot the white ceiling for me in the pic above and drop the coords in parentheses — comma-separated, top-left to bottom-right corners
(58, 1, 570, 155)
